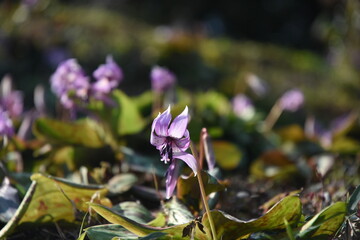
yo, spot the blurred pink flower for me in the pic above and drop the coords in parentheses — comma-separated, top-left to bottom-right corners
(50, 59, 90, 109)
(92, 56, 123, 95)
(150, 66, 176, 93)
(279, 89, 304, 112)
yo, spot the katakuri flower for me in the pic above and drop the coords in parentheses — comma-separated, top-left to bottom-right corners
(150, 66, 176, 93)
(0, 110, 14, 137)
(232, 94, 255, 120)
(150, 106, 198, 198)
(50, 59, 90, 109)
(0, 75, 23, 118)
(92, 56, 123, 95)
(279, 89, 304, 112)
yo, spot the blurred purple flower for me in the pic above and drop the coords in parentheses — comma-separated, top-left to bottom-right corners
(0, 111, 14, 137)
(150, 106, 197, 198)
(150, 66, 176, 93)
(232, 94, 255, 120)
(92, 56, 123, 95)
(1, 91, 24, 119)
(305, 113, 356, 148)
(0, 75, 23, 118)
(279, 89, 304, 112)
(50, 59, 90, 109)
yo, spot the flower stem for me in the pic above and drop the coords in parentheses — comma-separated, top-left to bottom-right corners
(190, 142, 217, 240)
(262, 101, 283, 132)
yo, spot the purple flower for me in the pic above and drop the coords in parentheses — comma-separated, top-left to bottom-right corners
(50, 59, 90, 109)
(92, 56, 123, 95)
(232, 94, 255, 120)
(150, 106, 198, 198)
(279, 89, 304, 112)
(1, 91, 23, 119)
(150, 66, 176, 93)
(0, 111, 14, 137)
(0, 76, 23, 118)
(305, 113, 356, 148)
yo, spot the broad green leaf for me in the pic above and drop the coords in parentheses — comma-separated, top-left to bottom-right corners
(259, 190, 302, 213)
(147, 213, 166, 227)
(89, 203, 208, 239)
(84, 224, 138, 240)
(33, 118, 105, 148)
(132, 90, 153, 114)
(111, 90, 145, 136)
(298, 201, 347, 239)
(112, 201, 154, 224)
(0, 175, 106, 239)
(277, 124, 305, 142)
(213, 141, 242, 170)
(39, 145, 116, 176)
(177, 171, 225, 208)
(107, 174, 138, 195)
(202, 195, 302, 240)
(196, 91, 231, 116)
(347, 185, 360, 215)
(164, 197, 194, 225)
(19, 173, 110, 224)
(330, 137, 360, 154)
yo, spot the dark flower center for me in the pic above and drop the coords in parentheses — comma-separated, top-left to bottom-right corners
(160, 137, 173, 164)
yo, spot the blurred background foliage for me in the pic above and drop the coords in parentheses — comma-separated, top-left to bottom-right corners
(0, 0, 359, 119)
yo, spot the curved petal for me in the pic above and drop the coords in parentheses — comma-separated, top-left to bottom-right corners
(168, 106, 189, 139)
(154, 106, 172, 137)
(172, 130, 190, 152)
(150, 133, 166, 148)
(173, 152, 198, 175)
(165, 160, 181, 199)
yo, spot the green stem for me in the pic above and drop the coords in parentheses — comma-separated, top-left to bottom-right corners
(190, 142, 217, 240)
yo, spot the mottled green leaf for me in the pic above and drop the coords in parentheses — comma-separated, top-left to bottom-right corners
(1, 174, 111, 239)
(112, 201, 153, 224)
(33, 118, 105, 148)
(202, 195, 302, 240)
(298, 201, 347, 239)
(164, 197, 194, 225)
(19, 174, 111, 224)
(84, 224, 138, 240)
(89, 202, 208, 239)
(107, 174, 138, 195)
